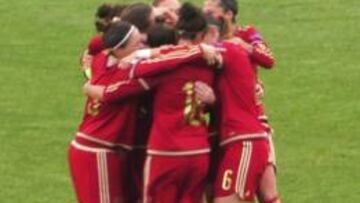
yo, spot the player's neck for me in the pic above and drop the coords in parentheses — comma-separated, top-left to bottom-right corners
(222, 20, 237, 40)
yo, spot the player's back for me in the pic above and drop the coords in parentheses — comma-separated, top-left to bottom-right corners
(234, 25, 275, 132)
(217, 42, 266, 145)
(148, 60, 215, 154)
(78, 53, 138, 150)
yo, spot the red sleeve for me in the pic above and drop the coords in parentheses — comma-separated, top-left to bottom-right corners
(102, 73, 168, 103)
(251, 42, 275, 69)
(102, 77, 157, 103)
(238, 25, 276, 69)
(129, 45, 204, 79)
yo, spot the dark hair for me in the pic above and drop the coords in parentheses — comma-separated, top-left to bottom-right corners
(120, 3, 154, 33)
(95, 4, 114, 32)
(112, 4, 128, 16)
(147, 23, 177, 48)
(102, 21, 133, 49)
(94, 4, 127, 33)
(220, 0, 238, 22)
(96, 4, 114, 19)
(176, 2, 207, 40)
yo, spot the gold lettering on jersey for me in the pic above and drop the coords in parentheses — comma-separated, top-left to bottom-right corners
(222, 169, 233, 191)
(182, 82, 206, 126)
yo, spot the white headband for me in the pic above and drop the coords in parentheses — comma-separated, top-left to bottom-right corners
(113, 25, 135, 49)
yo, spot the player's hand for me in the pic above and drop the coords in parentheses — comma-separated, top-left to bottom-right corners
(194, 81, 216, 105)
(83, 81, 105, 101)
(200, 43, 224, 66)
(255, 81, 265, 100)
(163, 9, 178, 26)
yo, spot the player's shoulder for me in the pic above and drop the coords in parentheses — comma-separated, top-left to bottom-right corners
(220, 41, 248, 56)
(88, 34, 104, 55)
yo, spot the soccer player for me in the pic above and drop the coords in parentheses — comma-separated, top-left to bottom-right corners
(122, 4, 211, 201)
(114, 5, 219, 201)
(139, 4, 222, 203)
(213, 40, 281, 203)
(203, 0, 276, 132)
(69, 21, 145, 203)
(152, 0, 217, 106)
(130, 23, 178, 202)
(69, 21, 220, 203)
(202, 1, 281, 202)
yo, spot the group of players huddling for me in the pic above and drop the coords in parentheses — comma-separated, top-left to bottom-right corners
(68, 0, 281, 203)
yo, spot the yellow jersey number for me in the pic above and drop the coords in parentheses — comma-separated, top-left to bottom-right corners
(222, 169, 233, 191)
(182, 82, 206, 126)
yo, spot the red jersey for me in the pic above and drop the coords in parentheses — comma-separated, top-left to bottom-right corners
(234, 25, 275, 133)
(77, 46, 206, 150)
(78, 50, 143, 150)
(90, 50, 114, 82)
(147, 59, 215, 155)
(217, 42, 267, 147)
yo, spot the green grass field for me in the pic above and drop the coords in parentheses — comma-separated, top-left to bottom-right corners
(0, 0, 359, 202)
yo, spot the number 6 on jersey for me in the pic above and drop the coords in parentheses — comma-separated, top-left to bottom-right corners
(222, 169, 233, 191)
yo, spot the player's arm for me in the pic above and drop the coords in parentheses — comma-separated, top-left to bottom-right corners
(83, 73, 167, 103)
(129, 44, 222, 79)
(244, 26, 275, 69)
(83, 77, 154, 103)
(251, 41, 275, 69)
